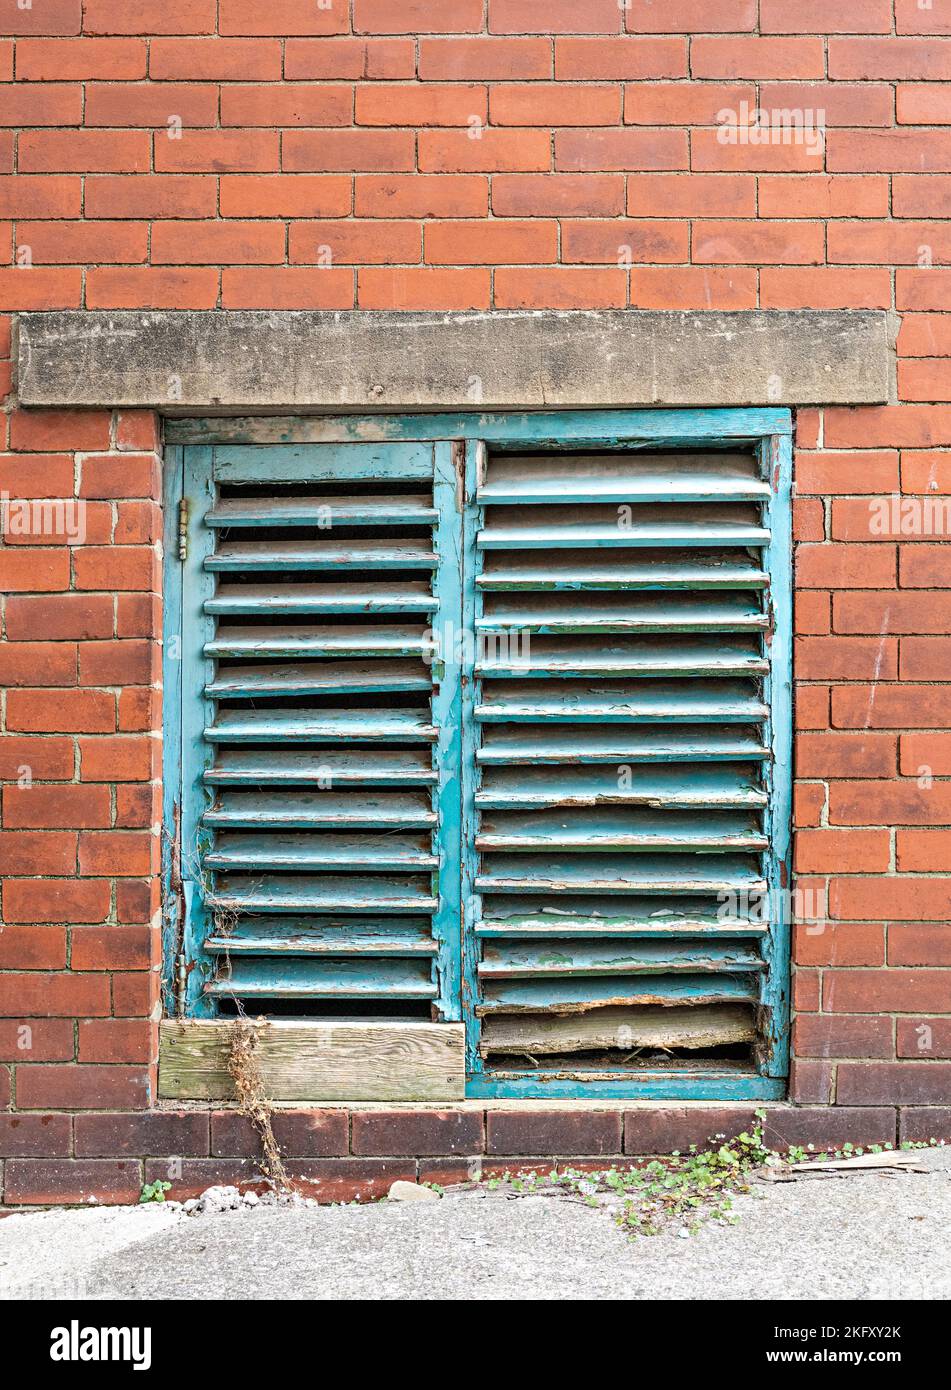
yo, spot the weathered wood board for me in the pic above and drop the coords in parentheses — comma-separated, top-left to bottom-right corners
(480, 1005, 755, 1057)
(159, 1019, 465, 1101)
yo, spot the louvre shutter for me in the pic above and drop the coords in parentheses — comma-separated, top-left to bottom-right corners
(462, 447, 790, 1086)
(177, 442, 463, 1020)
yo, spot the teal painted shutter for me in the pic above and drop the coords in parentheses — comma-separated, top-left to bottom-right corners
(462, 443, 791, 1089)
(176, 442, 463, 1019)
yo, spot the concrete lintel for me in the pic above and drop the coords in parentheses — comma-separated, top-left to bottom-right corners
(18, 309, 891, 410)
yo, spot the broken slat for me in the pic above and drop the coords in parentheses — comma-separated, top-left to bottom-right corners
(477, 973, 758, 1015)
(479, 1005, 756, 1056)
(479, 939, 765, 978)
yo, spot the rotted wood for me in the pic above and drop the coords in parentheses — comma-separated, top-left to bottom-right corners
(479, 1005, 756, 1057)
(159, 1019, 465, 1102)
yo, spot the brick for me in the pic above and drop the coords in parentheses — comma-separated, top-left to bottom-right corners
(759, 175, 889, 220)
(693, 221, 823, 266)
(555, 128, 687, 172)
(0, 924, 67, 969)
(358, 266, 489, 310)
(491, 83, 621, 126)
(284, 130, 413, 173)
(79, 736, 153, 782)
(900, 1109, 951, 1143)
(901, 732, 951, 776)
(901, 637, 951, 680)
(830, 130, 951, 174)
(796, 452, 899, 496)
(489, 0, 620, 31)
(830, 779, 951, 825)
(0, 265, 80, 310)
(562, 219, 688, 264)
(900, 455, 951, 500)
(692, 37, 825, 79)
(75, 1111, 209, 1157)
(0, 82, 82, 126)
(79, 832, 154, 877)
(0, 970, 110, 1015)
(899, 1014, 951, 1057)
(221, 84, 353, 128)
(420, 129, 550, 173)
(78, 1019, 154, 1064)
(16, 219, 146, 265)
(625, 0, 756, 28)
(291, 221, 421, 265)
(795, 687, 829, 731)
(0, 642, 77, 687)
(79, 454, 158, 500)
(0, 175, 79, 218)
(793, 1014, 894, 1060)
(419, 37, 552, 80)
(894, 176, 951, 218)
(631, 266, 757, 310)
(4, 1159, 142, 1205)
(149, 38, 282, 81)
(356, 174, 488, 218)
(2, 0, 81, 34)
(221, 175, 351, 219)
(832, 879, 951, 923)
(211, 1110, 349, 1158)
(899, 84, 951, 125)
(554, 38, 687, 80)
(898, 270, 951, 312)
(794, 829, 891, 873)
(19, 130, 148, 174)
(220, 0, 348, 34)
(795, 921, 886, 968)
(0, 831, 76, 877)
(789, 1059, 834, 1104)
(356, 0, 482, 32)
(795, 637, 898, 681)
(761, 268, 892, 310)
(3, 783, 110, 830)
(86, 267, 219, 310)
(16, 39, 147, 80)
(286, 38, 414, 81)
(829, 36, 951, 80)
(156, 130, 278, 174)
(900, 312, 951, 360)
(352, 1110, 485, 1156)
(761, 0, 892, 31)
(9, 408, 109, 452)
(0, 736, 73, 781)
(0, 548, 69, 591)
(623, 1107, 756, 1155)
(152, 221, 286, 266)
(222, 267, 354, 310)
(85, 175, 216, 220)
(71, 926, 153, 970)
(831, 220, 951, 265)
(5, 594, 113, 642)
(84, 0, 216, 32)
(890, 923, 951, 964)
(86, 82, 218, 129)
(626, 83, 756, 128)
(495, 266, 626, 309)
(764, 1107, 896, 1148)
(836, 591, 951, 635)
(425, 219, 557, 265)
(0, 451, 73, 497)
(795, 591, 829, 634)
(487, 1109, 621, 1156)
(901, 541, 951, 588)
(0, 1115, 72, 1158)
(838, 1063, 951, 1106)
(628, 173, 755, 218)
(899, 360, 951, 403)
(72, 548, 158, 594)
(357, 84, 486, 128)
(150, 1157, 416, 1204)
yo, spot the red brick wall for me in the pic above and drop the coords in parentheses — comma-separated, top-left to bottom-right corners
(1, 2, 950, 1200)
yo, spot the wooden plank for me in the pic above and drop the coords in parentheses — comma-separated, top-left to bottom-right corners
(205, 709, 437, 743)
(477, 764, 767, 810)
(476, 636, 769, 679)
(475, 809, 768, 854)
(205, 623, 433, 660)
(478, 727, 770, 764)
(206, 495, 436, 527)
(205, 831, 438, 873)
(159, 1019, 465, 1102)
(204, 748, 436, 785)
(478, 551, 767, 591)
(477, 593, 766, 635)
(206, 956, 437, 998)
(480, 1005, 756, 1056)
(479, 939, 765, 978)
(207, 539, 437, 572)
(475, 679, 767, 724)
(204, 790, 436, 830)
(478, 973, 758, 1014)
(212, 442, 434, 484)
(479, 452, 770, 505)
(206, 660, 431, 699)
(205, 919, 437, 956)
(206, 582, 438, 616)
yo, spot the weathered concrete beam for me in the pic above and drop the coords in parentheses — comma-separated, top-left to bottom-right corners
(18, 309, 891, 410)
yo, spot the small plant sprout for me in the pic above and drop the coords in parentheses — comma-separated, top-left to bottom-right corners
(139, 1180, 171, 1204)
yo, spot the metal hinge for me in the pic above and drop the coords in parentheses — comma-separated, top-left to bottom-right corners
(178, 498, 189, 561)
